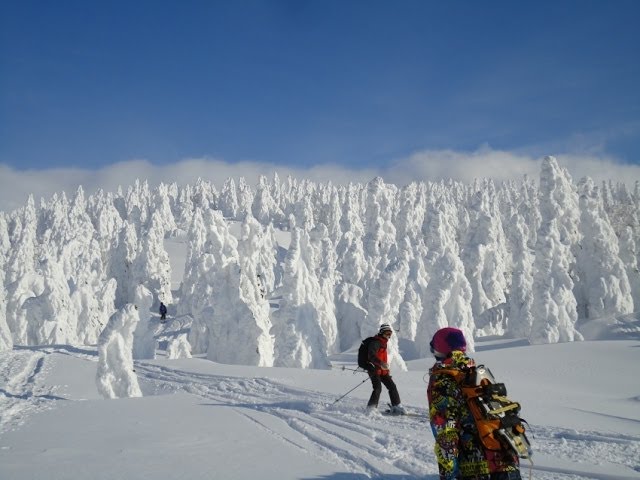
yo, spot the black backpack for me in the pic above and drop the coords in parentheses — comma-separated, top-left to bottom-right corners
(357, 337, 376, 369)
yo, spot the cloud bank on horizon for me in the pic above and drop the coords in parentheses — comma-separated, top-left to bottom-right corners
(1, 148, 638, 213)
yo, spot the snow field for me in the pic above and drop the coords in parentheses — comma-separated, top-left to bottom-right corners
(1, 339, 639, 480)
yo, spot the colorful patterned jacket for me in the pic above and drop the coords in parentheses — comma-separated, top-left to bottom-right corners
(427, 351, 519, 480)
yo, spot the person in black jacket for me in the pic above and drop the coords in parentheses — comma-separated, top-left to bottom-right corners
(159, 302, 167, 322)
(364, 323, 406, 414)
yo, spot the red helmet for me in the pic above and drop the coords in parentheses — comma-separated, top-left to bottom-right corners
(430, 327, 467, 358)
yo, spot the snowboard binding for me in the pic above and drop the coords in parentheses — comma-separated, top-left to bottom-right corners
(471, 365, 533, 459)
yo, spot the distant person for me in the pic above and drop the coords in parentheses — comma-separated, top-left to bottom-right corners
(159, 302, 167, 322)
(359, 323, 406, 414)
(427, 327, 522, 480)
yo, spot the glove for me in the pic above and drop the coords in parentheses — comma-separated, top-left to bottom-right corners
(380, 362, 389, 370)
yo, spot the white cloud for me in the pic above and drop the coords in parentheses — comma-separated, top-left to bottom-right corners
(381, 148, 540, 184)
(382, 148, 640, 186)
(1, 149, 638, 213)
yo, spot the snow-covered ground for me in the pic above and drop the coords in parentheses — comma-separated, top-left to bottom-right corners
(0, 333, 639, 480)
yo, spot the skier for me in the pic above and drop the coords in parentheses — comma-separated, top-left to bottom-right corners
(363, 324, 406, 414)
(427, 327, 521, 480)
(159, 302, 167, 322)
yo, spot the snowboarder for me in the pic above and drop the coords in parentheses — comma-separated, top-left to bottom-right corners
(363, 324, 406, 414)
(427, 327, 521, 480)
(159, 302, 167, 322)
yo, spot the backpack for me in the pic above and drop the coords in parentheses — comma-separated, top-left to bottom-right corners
(431, 363, 533, 459)
(357, 337, 376, 369)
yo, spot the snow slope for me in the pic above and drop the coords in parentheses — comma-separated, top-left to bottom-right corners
(1, 336, 639, 480)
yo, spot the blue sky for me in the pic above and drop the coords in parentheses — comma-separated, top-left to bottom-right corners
(1, 0, 640, 175)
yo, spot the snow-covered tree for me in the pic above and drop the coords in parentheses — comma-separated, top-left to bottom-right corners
(151, 183, 177, 235)
(68, 186, 95, 243)
(336, 231, 365, 287)
(232, 214, 276, 366)
(340, 183, 365, 239)
(125, 179, 151, 233)
(74, 276, 117, 346)
(252, 175, 284, 226)
(575, 178, 633, 320)
(3, 159, 637, 359)
(530, 156, 583, 344)
(294, 195, 315, 232)
(219, 178, 239, 219)
(22, 257, 77, 345)
(91, 190, 124, 257)
(328, 190, 366, 349)
(134, 211, 173, 306)
(5, 214, 45, 348)
(37, 192, 70, 259)
(202, 213, 265, 364)
(70, 237, 117, 345)
(397, 240, 428, 344)
(598, 181, 639, 312)
(0, 287, 11, 351)
(132, 285, 156, 360)
(190, 210, 274, 366)
(0, 213, 9, 259)
(334, 282, 368, 351)
(0, 214, 12, 351)
(272, 225, 330, 369)
(362, 177, 397, 282)
(322, 187, 343, 245)
(5, 195, 37, 285)
(461, 183, 508, 322)
(167, 334, 192, 359)
(110, 222, 139, 309)
(416, 200, 475, 357)
(506, 213, 534, 338)
(96, 304, 143, 399)
(179, 210, 211, 354)
(238, 216, 278, 299)
(236, 177, 254, 220)
(361, 240, 410, 371)
(174, 184, 195, 230)
(310, 224, 339, 354)
(618, 227, 640, 310)
(396, 183, 426, 241)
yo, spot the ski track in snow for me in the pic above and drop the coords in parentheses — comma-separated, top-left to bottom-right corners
(0, 350, 62, 433)
(135, 361, 431, 478)
(133, 360, 640, 480)
(1, 348, 639, 480)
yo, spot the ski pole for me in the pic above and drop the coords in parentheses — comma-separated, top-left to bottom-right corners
(332, 377, 369, 405)
(331, 365, 364, 374)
